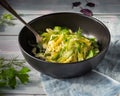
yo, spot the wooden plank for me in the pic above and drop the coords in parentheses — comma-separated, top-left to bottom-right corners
(0, 93, 47, 96)
(0, 94, 34, 96)
(0, 0, 120, 14)
(0, 15, 120, 36)
(0, 0, 120, 95)
(0, 94, 46, 96)
(0, 36, 19, 51)
(0, 14, 41, 35)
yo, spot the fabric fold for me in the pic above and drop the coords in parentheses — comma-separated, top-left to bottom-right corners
(40, 70, 120, 96)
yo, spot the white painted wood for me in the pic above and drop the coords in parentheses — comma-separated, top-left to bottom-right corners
(0, 0, 120, 95)
(0, 0, 120, 14)
(0, 15, 120, 36)
(0, 94, 34, 96)
(0, 15, 120, 95)
(0, 94, 46, 96)
(0, 15, 40, 35)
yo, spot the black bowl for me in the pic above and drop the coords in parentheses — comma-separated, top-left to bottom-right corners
(18, 12, 110, 78)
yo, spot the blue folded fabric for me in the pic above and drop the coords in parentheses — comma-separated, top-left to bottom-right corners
(96, 40, 120, 82)
(40, 70, 120, 96)
(40, 16, 120, 96)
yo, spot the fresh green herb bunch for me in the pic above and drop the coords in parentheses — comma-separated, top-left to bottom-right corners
(0, 13, 15, 26)
(0, 57, 30, 89)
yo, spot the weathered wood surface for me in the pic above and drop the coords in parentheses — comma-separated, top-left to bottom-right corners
(0, 0, 120, 96)
(1, 0, 120, 14)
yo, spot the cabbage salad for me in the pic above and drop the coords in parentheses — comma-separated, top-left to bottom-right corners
(32, 26, 99, 63)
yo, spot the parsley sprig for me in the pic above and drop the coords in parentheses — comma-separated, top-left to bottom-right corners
(0, 57, 30, 89)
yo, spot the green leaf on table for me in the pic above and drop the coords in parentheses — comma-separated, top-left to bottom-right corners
(17, 74, 29, 84)
(1, 14, 14, 20)
(8, 76, 17, 89)
(17, 67, 30, 84)
(0, 81, 6, 87)
(19, 67, 30, 74)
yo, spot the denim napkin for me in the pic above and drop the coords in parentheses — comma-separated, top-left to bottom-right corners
(40, 16, 120, 96)
(40, 70, 120, 96)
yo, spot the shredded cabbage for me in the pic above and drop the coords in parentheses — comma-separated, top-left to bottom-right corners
(32, 26, 99, 63)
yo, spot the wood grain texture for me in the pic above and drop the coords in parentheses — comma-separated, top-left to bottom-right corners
(0, 94, 46, 96)
(0, 0, 120, 14)
(0, 0, 120, 96)
(0, 0, 78, 14)
(0, 15, 40, 35)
